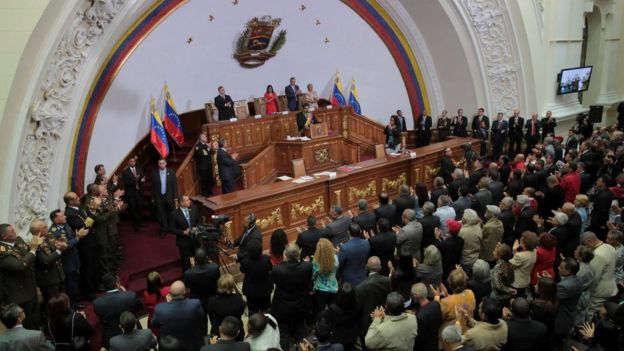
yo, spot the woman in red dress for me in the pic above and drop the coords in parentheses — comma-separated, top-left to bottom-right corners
(530, 232, 557, 288)
(264, 85, 278, 115)
(143, 271, 170, 335)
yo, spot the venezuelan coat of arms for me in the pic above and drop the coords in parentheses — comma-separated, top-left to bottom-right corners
(234, 16, 287, 68)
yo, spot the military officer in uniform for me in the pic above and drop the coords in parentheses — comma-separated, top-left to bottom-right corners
(0, 223, 43, 329)
(50, 209, 89, 308)
(30, 220, 68, 309)
(194, 133, 215, 196)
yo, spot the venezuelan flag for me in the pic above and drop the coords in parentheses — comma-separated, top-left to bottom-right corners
(164, 85, 185, 146)
(348, 79, 362, 115)
(150, 99, 169, 158)
(330, 70, 346, 107)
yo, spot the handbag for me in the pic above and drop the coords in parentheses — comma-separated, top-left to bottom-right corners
(48, 312, 89, 350)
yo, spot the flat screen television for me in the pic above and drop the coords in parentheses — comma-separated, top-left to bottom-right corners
(557, 66, 593, 95)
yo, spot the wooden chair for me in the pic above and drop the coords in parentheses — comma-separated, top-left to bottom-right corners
(234, 100, 249, 119)
(292, 158, 306, 178)
(375, 144, 386, 159)
(205, 102, 217, 123)
(253, 97, 266, 116)
(277, 95, 288, 112)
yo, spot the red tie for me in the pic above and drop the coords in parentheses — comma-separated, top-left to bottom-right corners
(531, 121, 536, 135)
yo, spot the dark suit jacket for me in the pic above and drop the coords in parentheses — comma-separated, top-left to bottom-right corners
(491, 120, 509, 142)
(355, 273, 391, 331)
(285, 84, 300, 111)
(323, 215, 352, 246)
(440, 156, 455, 183)
(239, 255, 272, 299)
(353, 211, 377, 234)
(109, 329, 157, 351)
(393, 195, 416, 226)
(503, 316, 548, 351)
(235, 225, 262, 261)
(152, 298, 204, 351)
(374, 204, 397, 226)
(448, 177, 470, 201)
(555, 275, 583, 334)
(271, 260, 313, 321)
(488, 180, 505, 205)
(472, 115, 490, 131)
(296, 227, 325, 259)
(338, 237, 370, 287)
(416, 301, 443, 351)
(509, 116, 525, 137)
(564, 212, 582, 257)
(217, 148, 238, 183)
(525, 119, 542, 138)
(121, 166, 144, 198)
(296, 111, 317, 133)
(499, 210, 517, 246)
(590, 188, 616, 233)
(0, 327, 54, 351)
(514, 207, 538, 239)
(452, 197, 472, 220)
(93, 290, 143, 347)
(430, 188, 448, 209)
(419, 214, 440, 254)
(150, 168, 177, 203)
(436, 236, 464, 280)
(214, 94, 235, 120)
(184, 263, 220, 305)
(201, 339, 250, 351)
(451, 116, 468, 137)
(169, 206, 200, 250)
(368, 231, 396, 276)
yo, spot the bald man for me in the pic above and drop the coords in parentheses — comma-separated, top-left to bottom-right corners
(355, 256, 392, 333)
(152, 281, 204, 351)
(30, 220, 67, 307)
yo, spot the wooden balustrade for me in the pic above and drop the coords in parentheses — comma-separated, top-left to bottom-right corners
(239, 143, 277, 189)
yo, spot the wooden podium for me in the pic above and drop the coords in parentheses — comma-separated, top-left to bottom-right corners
(304, 122, 329, 139)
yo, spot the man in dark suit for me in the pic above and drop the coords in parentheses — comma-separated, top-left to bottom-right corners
(120, 157, 145, 231)
(50, 209, 88, 308)
(499, 197, 517, 247)
(448, 169, 470, 202)
(491, 112, 508, 160)
(201, 316, 250, 351)
(430, 177, 449, 208)
(508, 109, 524, 157)
(271, 243, 312, 350)
(562, 203, 582, 257)
(184, 248, 220, 334)
(565, 129, 579, 154)
(195, 133, 215, 196)
(393, 185, 416, 226)
(152, 158, 177, 236)
(525, 113, 541, 155)
(541, 110, 556, 141)
(0, 224, 41, 330)
(109, 311, 157, 351)
(503, 297, 547, 351)
(355, 257, 391, 336)
(368, 218, 396, 276)
(590, 175, 616, 240)
(296, 103, 318, 135)
(93, 273, 143, 349)
(488, 170, 505, 205)
(440, 148, 455, 184)
(452, 187, 472, 220)
(152, 280, 205, 351)
(169, 195, 200, 272)
(296, 216, 324, 259)
(451, 108, 468, 137)
(514, 195, 538, 241)
(374, 192, 397, 226)
(415, 109, 433, 146)
(411, 283, 442, 351)
(63, 192, 98, 298)
(0, 303, 53, 350)
(234, 213, 262, 262)
(472, 107, 490, 131)
(396, 109, 408, 132)
(554, 258, 583, 345)
(352, 199, 377, 234)
(323, 205, 352, 246)
(216, 138, 239, 194)
(214, 86, 235, 121)
(420, 202, 441, 257)
(338, 223, 370, 287)
(285, 77, 301, 111)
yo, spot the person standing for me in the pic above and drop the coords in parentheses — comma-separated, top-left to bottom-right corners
(415, 109, 432, 146)
(524, 113, 541, 155)
(437, 109, 452, 141)
(109, 311, 157, 351)
(304, 83, 319, 109)
(451, 108, 468, 137)
(491, 113, 508, 160)
(396, 109, 408, 133)
(296, 103, 318, 136)
(234, 213, 262, 262)
(30, 220, 68, 310)
(214, 86, 235, 121)
(121, 157, 145, 231)
(0, 224, 42, 330)
(364, 292, 418, 351)
(151, 158, 177, 236)
(338, 223, 370, 287)
(194, 134, 215, 197)
(216, 138, 239, 194)
(169, 195, 200, 272)
(285, 77, 301, 111)
(541, 110, 556, 140)
(508, 109, 524, 157)
(0, 303, 54, 350)
(472, 108, 490, 134)
(264, 85, 278, 115)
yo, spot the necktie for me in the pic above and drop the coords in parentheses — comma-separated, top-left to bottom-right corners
(183, 209, 191, 227)
(131, 167, 136, 177)
(498, 122, 502, 131)
(532, 121, 536, 135)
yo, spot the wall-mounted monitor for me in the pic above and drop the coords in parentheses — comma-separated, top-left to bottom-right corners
(557, 66, 593, 95)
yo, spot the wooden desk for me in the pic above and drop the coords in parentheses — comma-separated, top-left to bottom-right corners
(195, 137, 478, 249)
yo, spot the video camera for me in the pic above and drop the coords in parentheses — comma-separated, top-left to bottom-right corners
(189, 214, 230, 241)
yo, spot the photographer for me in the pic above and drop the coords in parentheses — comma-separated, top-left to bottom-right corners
(169, 195, 200, 271)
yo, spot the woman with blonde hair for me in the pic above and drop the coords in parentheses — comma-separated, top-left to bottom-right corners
(206, 273, 246, 338)
(575, 194, 590, 233)
(433, 266, 476, 329)
(312, 238, 339, 314)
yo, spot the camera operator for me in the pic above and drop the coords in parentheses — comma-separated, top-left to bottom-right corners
(234, 213, 262, 262)
(575, 113, 594, 141)
(169, 195, 199, 271)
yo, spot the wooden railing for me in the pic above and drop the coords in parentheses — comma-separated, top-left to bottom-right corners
(176, 146, 200, 196)
(240, 143, 277, 189)
(345, 112, 387, 154)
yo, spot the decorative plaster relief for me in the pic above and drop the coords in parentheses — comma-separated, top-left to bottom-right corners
(461, 0, 522, 114)
(13, 0, 125, 232)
